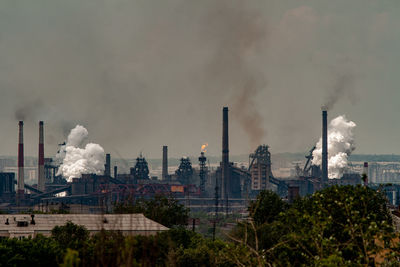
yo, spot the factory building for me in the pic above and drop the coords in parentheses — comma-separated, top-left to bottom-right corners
(130, 154, 150, 181)
(176, 157, 194, 185)
(0, 214, 168, 238)
(249, 145, 272, 191)
(2, 107, 391, 213)
(0, 173, 15, 202)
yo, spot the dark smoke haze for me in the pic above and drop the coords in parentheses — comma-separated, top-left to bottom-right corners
(0, 0, 398, 157)
(203, 1, 267, 149)
(323, 72, 356, 111)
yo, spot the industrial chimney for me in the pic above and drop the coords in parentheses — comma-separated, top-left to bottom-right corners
(222, 107, 229, 205)
(105, 154, 111, 176)
(362, 162, 369, 186)
(38, 121, 45, 192)
(114, 166, 118, 179)
(17, 121, 24, 198)
(162, 146, 168, 180)
(322, 109, 328, 185)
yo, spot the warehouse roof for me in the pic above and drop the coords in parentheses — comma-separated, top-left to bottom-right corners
(0, 214, 168, 237)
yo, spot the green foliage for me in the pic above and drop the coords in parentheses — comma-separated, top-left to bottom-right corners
(114, 194, 189, 228)
(61, 248, 81, 267)
(234, 185, 399, 266)
(0, 186, 398, 266)
(51, 221, 90, 251)
(249, 190, 288, 225)
(0, 235, 61, 266)
(190, 211, 244, 240)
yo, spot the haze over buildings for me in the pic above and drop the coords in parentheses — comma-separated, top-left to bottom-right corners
(0, 0, 399, 159)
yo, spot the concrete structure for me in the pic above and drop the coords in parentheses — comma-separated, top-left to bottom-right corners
(0, 214, 168, 238)
(162, 146, 168, 180)
(363, 162, 369, 186)
(17, 121, 24, 199)
(104, 154, 111, 176)
(322, 109, 328, 185)
(249, 145, 272, 191)
(251, 163, 270, 190)
(44, 158, 57, 184)
(38, 121, 45, 192)
(222, 107, 229, 208)
(0, 173, 15, 202)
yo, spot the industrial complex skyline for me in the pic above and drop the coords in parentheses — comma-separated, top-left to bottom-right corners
(0, 0, 399, 158)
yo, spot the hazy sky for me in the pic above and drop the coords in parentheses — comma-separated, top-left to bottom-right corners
(0, 0, 399, 159)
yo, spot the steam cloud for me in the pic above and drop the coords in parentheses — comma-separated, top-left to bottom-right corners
(56, 125, 105, 182)
(312, 115, 356, 179)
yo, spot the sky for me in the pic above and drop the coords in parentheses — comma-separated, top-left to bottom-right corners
(0, 0, 399, 159)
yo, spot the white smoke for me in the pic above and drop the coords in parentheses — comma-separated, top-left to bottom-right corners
(56, 125, 105, 182)
(312, 115, 356, 179)
(55, 125, 88, 164)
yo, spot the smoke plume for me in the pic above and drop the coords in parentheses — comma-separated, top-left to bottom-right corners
(323, 72, 355, 111)
(312, 115, 356, 178)
(56, 125, 105, 182)
(0, 1, 390, 157)
(205, 2, 267, 149)
(232, 80, 266, 150)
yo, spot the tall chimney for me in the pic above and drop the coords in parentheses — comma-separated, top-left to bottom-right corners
(363, 162, 369, 186)
(105, 154, 111, 176)
(38, 121, 45, 192)
(322, 109, 328, 185)
(162, 146, 168, 180)
(222, 107, 229, 205)
(17, 121, 24, 197)
(114, 166, 118, 179)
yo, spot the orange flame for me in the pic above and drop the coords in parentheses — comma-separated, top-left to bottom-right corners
(201, 143, 208, 153)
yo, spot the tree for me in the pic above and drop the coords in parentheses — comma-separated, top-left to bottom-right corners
(0, 235, 61, 266)
(51, 221, 90, 251)
(248, 190, 288, 225)
(114, 194, 189, 228)
(231, 185, 400, 266)
(61, 248, 81, 267)
(266, 185, 397, 265)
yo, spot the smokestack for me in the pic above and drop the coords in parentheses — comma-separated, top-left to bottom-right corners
(114, 166, 118, 179)
(17, 121, 24, 198)
(363, 162, 369, 186)
(322, 109, 328, 184)
(162, 146, 168, 180)
(222, 107, 229, 203)
(105, 154, 111, 176)
(38, 121, 45, 192)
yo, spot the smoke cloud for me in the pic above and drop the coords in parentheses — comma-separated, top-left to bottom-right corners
(312, 115, 356, 179)
(323, 70, 356, 111)
(203, 2, 267, 149)
(0, 1, 396, 157)
(57, 125, 105, 182)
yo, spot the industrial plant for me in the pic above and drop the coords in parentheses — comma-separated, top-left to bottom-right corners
(0, 107, 398, 214)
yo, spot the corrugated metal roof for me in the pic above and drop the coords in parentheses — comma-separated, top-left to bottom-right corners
(0, 214, 168, 233)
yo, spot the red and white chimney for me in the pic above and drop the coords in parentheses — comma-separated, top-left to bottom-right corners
(38, 121, 45, 191)
(17, 121, 24, 197)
